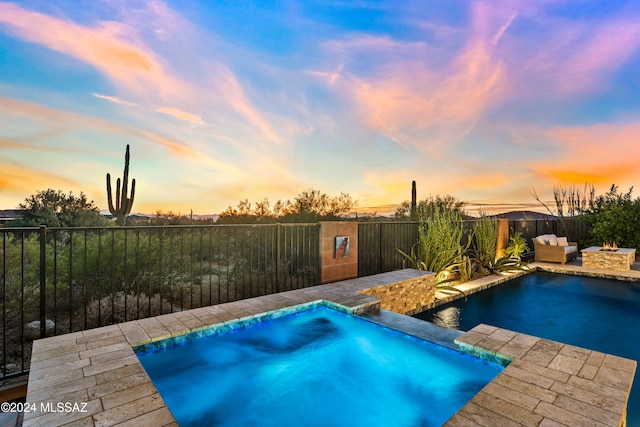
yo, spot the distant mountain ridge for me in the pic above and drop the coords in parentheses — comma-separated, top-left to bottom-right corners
(492, 210, 558, 220)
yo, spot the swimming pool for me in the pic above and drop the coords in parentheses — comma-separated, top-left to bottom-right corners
(415, 271, 640, 425)
(136, 304, 503, 427)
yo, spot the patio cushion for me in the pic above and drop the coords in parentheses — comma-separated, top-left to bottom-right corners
(557, 237, 568, 246)
(536, 234, 558, 246)
(565, 246, 578, 254)
(535, 234, 550, 245)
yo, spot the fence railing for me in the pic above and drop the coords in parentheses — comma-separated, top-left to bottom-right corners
(0, 217, 579, 381)
(358, 222, 420, 276)
(0, 223, 320, 380)
(508, 217, 589, 255)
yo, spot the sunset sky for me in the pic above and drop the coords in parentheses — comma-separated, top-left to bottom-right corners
(1, 0, 640, 216)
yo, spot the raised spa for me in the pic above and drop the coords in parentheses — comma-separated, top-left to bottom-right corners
(135, 304, 503, 426)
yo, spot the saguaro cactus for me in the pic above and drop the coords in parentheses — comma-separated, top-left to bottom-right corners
(107, 145, 136, 226)
(410, 180, 417, 220)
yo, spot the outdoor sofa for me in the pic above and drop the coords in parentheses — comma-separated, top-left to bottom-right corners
(533, 234, 578, 264)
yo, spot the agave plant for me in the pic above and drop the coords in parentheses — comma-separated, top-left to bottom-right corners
(396, 207, 473, 297)
(398, 244, 468, 297)
(487, 255, 531, 274)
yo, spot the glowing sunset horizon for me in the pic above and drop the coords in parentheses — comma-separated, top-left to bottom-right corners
(1, 1, 639, 217)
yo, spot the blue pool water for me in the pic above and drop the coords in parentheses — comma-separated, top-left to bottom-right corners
(415, 272, 640, 426)
(136, 305, 503, 427)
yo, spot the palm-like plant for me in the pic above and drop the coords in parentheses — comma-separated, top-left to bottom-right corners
(505, 231, 530, 261)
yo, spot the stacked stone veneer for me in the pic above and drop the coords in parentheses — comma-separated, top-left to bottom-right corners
(582, 247, 636, 271)
(358, 269, 436, 315)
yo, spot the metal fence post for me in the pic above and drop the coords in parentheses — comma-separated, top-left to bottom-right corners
(377, 222, 382, 274)
(276, 224, 281, 292)
(39, 225, 47, 339)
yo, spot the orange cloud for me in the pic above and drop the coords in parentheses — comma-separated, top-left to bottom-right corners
(361, 170, 419, 210)
(0, 95, 201, 158)
(212, 64, 281, 143)
(530, 121, 640, 188)
(543, 169, 634, 186)
(0, 130, 70, 151)
(155, 107, 204, 126)
(0, 2, 285, 146)
(0, 95, 301, 211)
(0, 2, 186, 97)
(0, 161, 81, 205)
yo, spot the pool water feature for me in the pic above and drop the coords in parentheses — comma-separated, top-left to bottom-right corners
(136, 305, 503, 427)
(415, 272, 640, 425)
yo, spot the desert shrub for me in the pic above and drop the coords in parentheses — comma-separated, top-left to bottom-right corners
(471, 216, 497, 276)
(583, 185, 640, 249)
(398, 206, 472, 285)
(0, 232, 41, 316)
(79, 291, 174, 330)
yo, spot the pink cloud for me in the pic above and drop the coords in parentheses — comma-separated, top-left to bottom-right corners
(211, 64, 282, 143)
(93, 93, 136, 107)
(155, 107, 204, 126)
(0, 2, 289, 145)
(0, 2, 185, 98)
(0, 95, 202, 159)
(0, 95, 300, 210)
(0, 129, 70, 151)
(505, 6, 640, 98)
(332, 3, 512, 155)
(557, 19, 640, 93)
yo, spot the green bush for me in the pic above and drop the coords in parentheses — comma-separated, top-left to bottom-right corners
(471, 216, 497, 275)
(505, 231, 529, 260)
(398, 206, 472, 285)
(583, 185, 640, 249)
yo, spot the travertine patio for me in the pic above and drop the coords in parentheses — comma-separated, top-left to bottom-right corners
(24, 267, 636, 426)
(448, 324, 636, 426)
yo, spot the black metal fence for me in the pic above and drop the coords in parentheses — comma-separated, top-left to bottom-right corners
(0, 223, 319, 380)
(1, 218, 582, 381)
(508, 217, 589, 255)
(358, 222, 420, 276)
(358, 218, 586, 275)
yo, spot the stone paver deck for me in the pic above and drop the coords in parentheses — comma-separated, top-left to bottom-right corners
(24, 267, 637, 426)
(447, 325, 636, 427)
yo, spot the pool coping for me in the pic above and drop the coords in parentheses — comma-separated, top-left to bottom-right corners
(447, 325, 636, 426)
(24, 268, 637, 426)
